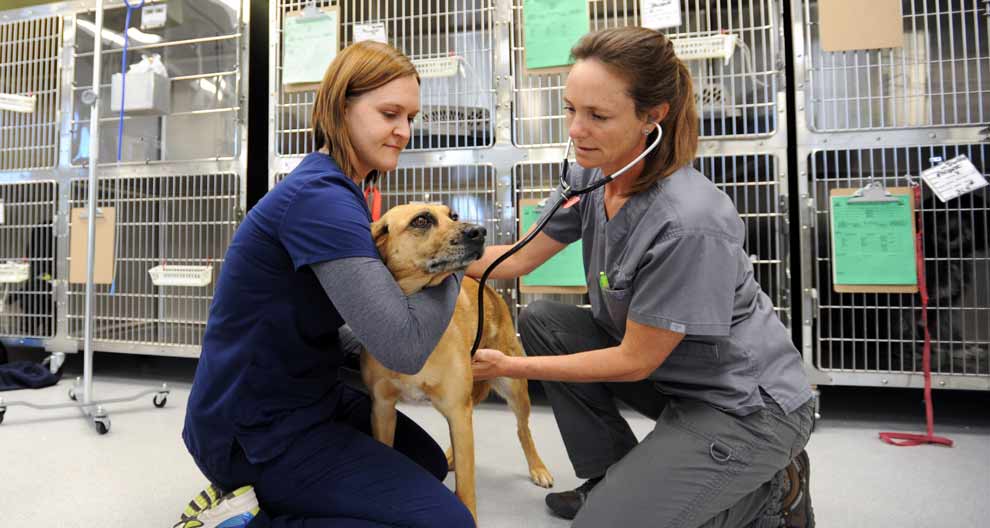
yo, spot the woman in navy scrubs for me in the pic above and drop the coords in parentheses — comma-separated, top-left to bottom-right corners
(176, 41, 474, 528)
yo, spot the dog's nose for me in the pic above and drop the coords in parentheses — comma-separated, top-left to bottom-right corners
(464, 225, 486, 241)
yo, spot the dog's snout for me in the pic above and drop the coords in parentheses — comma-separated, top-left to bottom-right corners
(465, 225, 486, 241)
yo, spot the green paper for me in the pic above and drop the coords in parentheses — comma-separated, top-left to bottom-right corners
(282, 10, 339, 86)
(830, 195, 917, 285)
(523, 0, 589, 70)
(520, 202, 586, 287)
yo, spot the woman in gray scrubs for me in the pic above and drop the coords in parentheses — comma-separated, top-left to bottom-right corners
(468, 27, 815, 528)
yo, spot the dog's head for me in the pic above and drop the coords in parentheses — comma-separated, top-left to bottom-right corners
(371, 203, 486, 294)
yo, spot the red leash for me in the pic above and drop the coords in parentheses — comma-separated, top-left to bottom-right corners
(878, 185, 953, 448)
(364, 185, 382, 221)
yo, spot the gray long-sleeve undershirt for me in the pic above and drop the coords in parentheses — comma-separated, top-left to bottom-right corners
(311, 258, 462, 375)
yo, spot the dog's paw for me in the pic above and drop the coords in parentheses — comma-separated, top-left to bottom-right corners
(530, 466, 554, 488)
(445, 448, 455, 471)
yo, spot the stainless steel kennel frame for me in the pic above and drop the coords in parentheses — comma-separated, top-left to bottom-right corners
(0, 0, 249, 361)
(791, 0, 990, 390)
(270, 0, 794, 336)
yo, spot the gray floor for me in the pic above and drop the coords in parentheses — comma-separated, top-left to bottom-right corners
(1, 350, 988, 527)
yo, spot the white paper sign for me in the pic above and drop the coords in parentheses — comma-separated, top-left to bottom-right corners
(353, 22, 388, 44)
(920, 155, 988, 203)
(641, 0, 682, 30)
(141, 4, 168, 30)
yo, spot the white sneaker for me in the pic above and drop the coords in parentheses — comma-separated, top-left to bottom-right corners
(173, 485, 260, 528)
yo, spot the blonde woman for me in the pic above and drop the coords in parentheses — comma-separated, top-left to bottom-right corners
(176, 42, 474, 528)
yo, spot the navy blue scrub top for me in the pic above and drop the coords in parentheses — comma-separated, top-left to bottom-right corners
(183, 152, 379, 468)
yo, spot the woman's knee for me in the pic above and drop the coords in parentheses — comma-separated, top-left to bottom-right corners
(411, 494, 475, 528)
(518, 300, 558, 356)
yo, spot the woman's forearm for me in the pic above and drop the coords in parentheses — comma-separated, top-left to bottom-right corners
(466, 245, 524, 279)
(502, 345, 653, 383)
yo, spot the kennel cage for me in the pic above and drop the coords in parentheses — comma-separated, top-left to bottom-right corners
(0, 14, 63, 172)
(65, 171, 240, 356)
(511, 0, 784, 146)
(69, 0, 246, 165)
(798, 0, 990, 131)
(271, 0, 497, 158)
(0, 181, 58, 340)
(791, 0, 990, 391)
(806, 144, 989, 390)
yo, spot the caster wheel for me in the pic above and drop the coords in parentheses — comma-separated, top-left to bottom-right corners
(95, 418, 110, 435)
(68, 388, 77, 401)
(153, 394, 167, 408)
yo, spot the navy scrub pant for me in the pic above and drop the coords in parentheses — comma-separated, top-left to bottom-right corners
(520, 299, 814, 528)
(194, 383, 475, 528)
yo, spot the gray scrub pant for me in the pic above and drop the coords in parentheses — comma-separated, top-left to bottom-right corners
(519, 300, 814, 528)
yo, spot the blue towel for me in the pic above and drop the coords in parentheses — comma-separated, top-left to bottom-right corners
(0, 361, 62, 392)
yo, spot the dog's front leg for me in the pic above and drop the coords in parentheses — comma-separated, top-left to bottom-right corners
(436, 397, 477, 523)
(370, 382, 400, 447)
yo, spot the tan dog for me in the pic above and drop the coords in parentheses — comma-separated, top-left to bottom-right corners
(360, 203, 554, 522)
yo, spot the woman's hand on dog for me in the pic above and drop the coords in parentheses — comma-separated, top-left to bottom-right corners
(472, 348, 509, 380)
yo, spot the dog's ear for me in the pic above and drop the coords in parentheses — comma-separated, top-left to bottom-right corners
(370, 216, 390, 255)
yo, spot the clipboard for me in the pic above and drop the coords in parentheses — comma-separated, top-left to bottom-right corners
(520, 0, 589, 76)
(69, 207, 116, 285)
(518, 198, 587, 295)
(828, 183, 918, 294)
(282, 4, 340, 93)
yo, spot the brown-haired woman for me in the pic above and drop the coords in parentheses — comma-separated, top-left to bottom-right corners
(177, 41, 475, 528)
(469, 27, 815, 528)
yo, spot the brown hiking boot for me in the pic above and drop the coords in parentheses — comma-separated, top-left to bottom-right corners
(781, 450, 814, 528)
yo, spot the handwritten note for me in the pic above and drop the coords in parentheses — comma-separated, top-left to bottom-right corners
(920, 155, 987, 203)
(830, 194, 916, 285)
(641, 0, 682, 30)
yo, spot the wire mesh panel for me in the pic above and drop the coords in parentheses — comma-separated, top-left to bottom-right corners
(273, 0, 495, 156)
(67, 173, 239, 348)
(0, 181, 56, 338)
(376, 164, 499, 233)
(811, 144, 989, 380)
(801, 0, 990, 131)
(511, 0, 782, 146)
(0, 15, 62, 171)
(70, 1, 244, 165)
(697, 154, 789, 323)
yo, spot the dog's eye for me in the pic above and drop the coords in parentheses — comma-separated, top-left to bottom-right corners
(450, 212, 459, 221)
(410, 215, 432, 228)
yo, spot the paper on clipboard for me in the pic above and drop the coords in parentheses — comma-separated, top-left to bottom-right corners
(518, 198, 587, 294)
(522, 0, 588, 73)
(282, 6, 340, 92)
(829, 186, 918, 293)
(818, 0, 903, 52)
(69, 207, 117, 285)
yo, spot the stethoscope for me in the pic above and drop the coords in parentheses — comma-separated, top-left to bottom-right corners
(469, 122, 664, 357)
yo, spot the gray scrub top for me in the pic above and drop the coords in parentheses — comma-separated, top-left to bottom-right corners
(537, 162, 812, 416)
